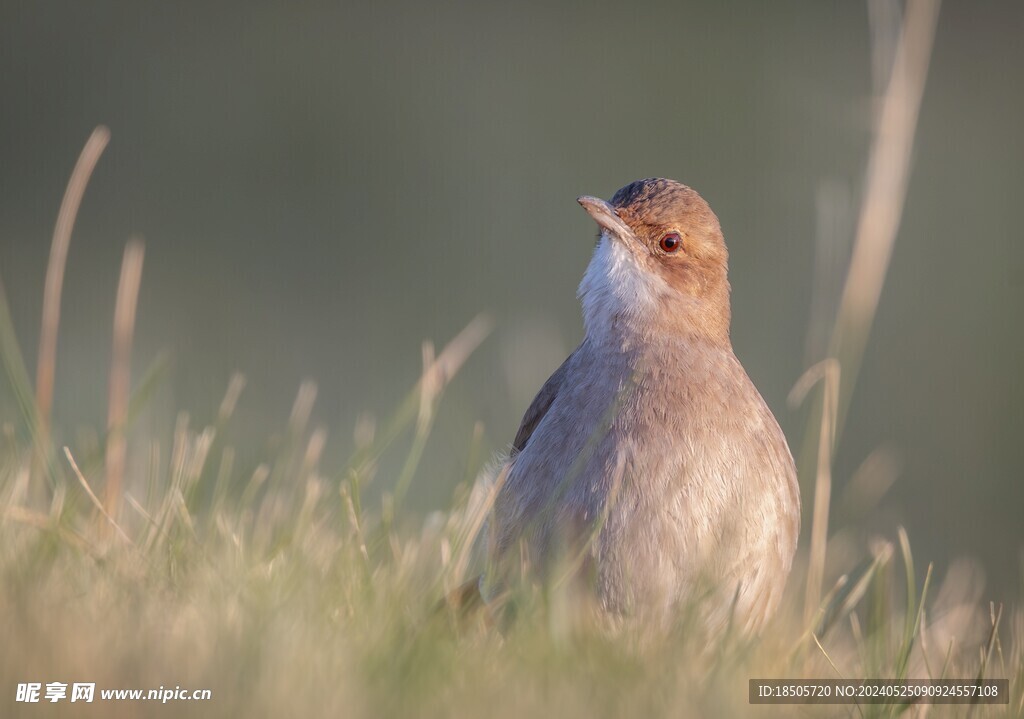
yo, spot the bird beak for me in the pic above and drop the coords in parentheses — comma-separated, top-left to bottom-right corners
(577, 196, 636, 241)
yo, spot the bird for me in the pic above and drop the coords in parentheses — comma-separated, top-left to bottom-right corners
(480, 178, 800, 636)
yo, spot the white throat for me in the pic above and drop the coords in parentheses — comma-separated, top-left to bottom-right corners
(577, 233, 670, 341)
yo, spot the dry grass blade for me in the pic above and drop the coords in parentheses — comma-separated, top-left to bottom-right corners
(830, 0, 941, 420)
(123, 491, 155, 526)
(893, 528, 933, 687)
(391, 343, 439, 509)
(289, 380, 318, 436)
(790, 358, 840, 632)
(812, 632, 866, 719)
(341, 479, 371, 574)
(35, 126, 111, 432)
(793, 0, 940, 669)
(217, 372, 247, 424)
(448, 464, 509, 591)
(840, 447, 901, 520)
(812, 541, 894, 640)
(350, 313, 492, 501)
(64, 446, 133, 545)
(965, 603, 1003, 719)
(426, 314, 493, 389)
(104, 239, 145, 526)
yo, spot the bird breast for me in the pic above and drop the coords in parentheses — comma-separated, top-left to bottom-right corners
(490, 337, 800, 632)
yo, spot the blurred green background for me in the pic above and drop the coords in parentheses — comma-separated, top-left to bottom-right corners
(1, 2, 1021, 594)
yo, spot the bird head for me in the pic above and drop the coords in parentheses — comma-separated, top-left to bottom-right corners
(577, 178, 731, 345)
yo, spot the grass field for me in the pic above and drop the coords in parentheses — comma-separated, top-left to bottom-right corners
(1, 305, 1021, 718)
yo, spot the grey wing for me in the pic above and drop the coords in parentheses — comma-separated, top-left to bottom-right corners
(510, 344, 581, 455)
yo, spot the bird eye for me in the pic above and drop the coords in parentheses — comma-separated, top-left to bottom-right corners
(659, 232, 682, 253)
